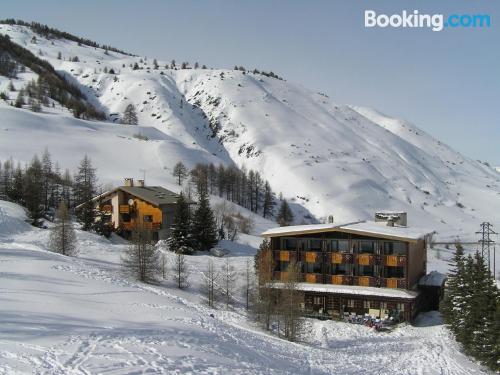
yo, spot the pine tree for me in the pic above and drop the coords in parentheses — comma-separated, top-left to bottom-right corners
(73, 155, 97, 231)
(23, 155, 44, 220)
(191, 189, 218, 251)
(172, 161, 188, 185)
(14, 89, 24, 108)
(122, 103, 138, 125)
(167, 193, 193, 254)
(276, 199, 294, 226)
(441, 242, 465, 327)
(41, 148, 53, 212)
(48, 201, 77, 256)
(153, 58, 159, 69)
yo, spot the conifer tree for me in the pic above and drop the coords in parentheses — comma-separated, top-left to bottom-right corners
(122, 103, 138, 125)
(14, 89, 24, 108)
(262, 181, 275, 218)
(73, 155, 97, 231)
(167, 193, 193, 254)
(23, 155, 44, 220)
(48, 201, 77, 256)
(441, 242, 466, 326)
(276, 199, 294, 226)
(191, 189, 217, 251)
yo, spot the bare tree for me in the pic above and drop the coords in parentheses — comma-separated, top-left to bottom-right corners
(254, 239, 275, 330)
(48, 201, 77, 256)
(244, 258, 255, 310)
(173, 161, 188, 186)
(203, 258, 220, 307)
(122, 222, 160, 283)
(221, 257, 236, 309)
(279, 260, 303, 342)
(172, 252, 189, 289)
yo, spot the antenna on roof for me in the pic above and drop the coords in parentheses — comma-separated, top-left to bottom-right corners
(139, 168, 146, 185)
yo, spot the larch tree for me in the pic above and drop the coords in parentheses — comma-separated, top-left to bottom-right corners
(221, 257, 236, 309)
(122, 221, 160, 283)
(254, 238, 275, 331)
(172, 161, 188, 185)
(172, 251, 189, 289)
(122, 103, 138, 125)
(278, 260, 303, 342)
(48, 201, 77, 256)
(203, 258, 220, 308)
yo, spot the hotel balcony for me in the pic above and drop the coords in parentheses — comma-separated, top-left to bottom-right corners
(355, 254, 379, 266)
(382, 255, 407, 267)
(380, 277, 406, 288)
(353, 276, 378, 287)
(330, 253, 353, 264)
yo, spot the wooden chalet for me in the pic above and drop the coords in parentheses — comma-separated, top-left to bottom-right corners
(78, 178, 193, 241)
(262, 213, 439, 322)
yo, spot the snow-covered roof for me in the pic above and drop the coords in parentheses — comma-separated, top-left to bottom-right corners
(270, 282, 419, 299)
(418, 271, 446, 287)
(262, 221, 433, 242)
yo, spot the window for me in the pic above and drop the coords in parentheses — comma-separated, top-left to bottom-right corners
(313, 296, 323, 305)
(306, 262, 322, 274)
(347, 299, 355, 308)
(380, 302, 388, 310)
(359, 241, 375, 254)
(121, 213, 131, 222)
(331, 264, 348, 275)
(329, 240, 338, 252)
(143, 215, 153, 222)
(384, 266, 405, 278)
(338, 240, 349, 253)
(283, 238, 297, 250)
(309, 239, 322, 251)
(363, 300, 371, 309)
(383, 242, 406, 255)
(397, 303, 405, 312)
(358, 265, 375, 277)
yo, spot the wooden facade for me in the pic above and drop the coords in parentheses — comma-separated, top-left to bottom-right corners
(79, 178, 190, 241)
(265, 224, 431, 322)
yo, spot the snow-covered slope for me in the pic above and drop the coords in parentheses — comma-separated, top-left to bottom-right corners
(1, 24, 499, 239)
(0, 200, 490, 374)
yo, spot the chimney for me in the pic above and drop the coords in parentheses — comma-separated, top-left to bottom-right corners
(124, 178, 134, 187)
(137, 179, 145, 187)
(386, 218, 395, 227)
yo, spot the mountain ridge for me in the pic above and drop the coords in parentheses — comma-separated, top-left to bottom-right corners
(0, 23, 498, 240)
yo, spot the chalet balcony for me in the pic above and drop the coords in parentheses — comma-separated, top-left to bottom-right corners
(382, 255, 407, 267)
(100, 204, 113, 213)
(119, 222, 161, 231)
(274, 250, 298, 262)
(380, 277, 406, 289)
(353, 276, 377, 287)
(330, 253, 353, 264)
(119, 205, 130, 214)
(355, 254, 379, 266)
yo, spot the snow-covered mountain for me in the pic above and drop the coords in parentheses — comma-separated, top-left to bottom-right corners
(1, 23, 499, 239)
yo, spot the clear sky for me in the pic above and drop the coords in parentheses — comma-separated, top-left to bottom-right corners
(2, 0, 499, 165)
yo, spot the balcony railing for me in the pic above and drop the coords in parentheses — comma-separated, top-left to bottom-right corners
(331, 274, 351, 285)
(381, 278, 406, 288)
(355, 254, 379, 266)
(330, 253, 353, 264)
(353, 276, 377, 287)
(120, 222, 161, 231)
(382, 255, 407, 267)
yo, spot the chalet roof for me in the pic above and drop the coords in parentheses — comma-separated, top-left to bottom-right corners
(418, 271, 446, 287)
(269, 282, 419, 300)
(75, 185, 193, 209)
(261, 220, 433, 242)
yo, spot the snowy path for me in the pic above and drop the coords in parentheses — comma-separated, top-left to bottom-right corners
(0, 205, 490, 374)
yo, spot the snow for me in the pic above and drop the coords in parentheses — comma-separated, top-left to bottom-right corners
(271, 282, 419, 299)
(0, 24, 498, 243)
(419, 271, 446, 287)
(0, 199, 491, 374)
(262, 220, 432, 241)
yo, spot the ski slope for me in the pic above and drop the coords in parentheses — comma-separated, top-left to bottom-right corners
(0, 23, 499, 240)
(0, 200, 490, 374)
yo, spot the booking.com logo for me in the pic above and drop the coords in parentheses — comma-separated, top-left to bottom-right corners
(365, 10, 491, 31)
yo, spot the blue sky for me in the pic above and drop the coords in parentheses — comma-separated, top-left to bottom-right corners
(3, 0, 499, 165)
